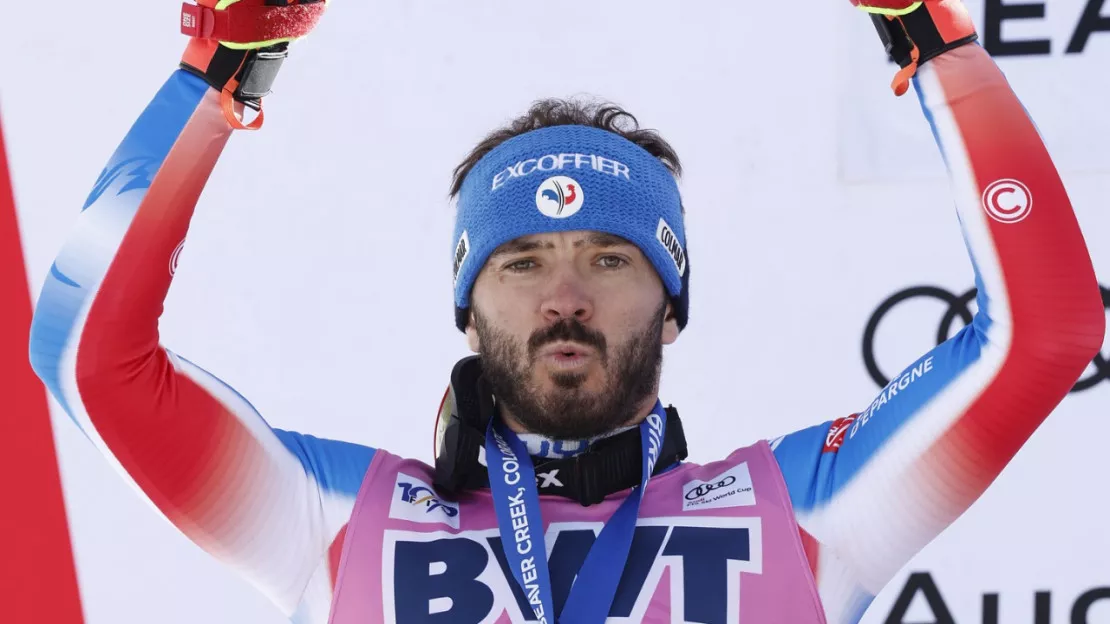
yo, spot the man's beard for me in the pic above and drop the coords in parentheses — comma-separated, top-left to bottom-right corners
(474, 302, 667, 440)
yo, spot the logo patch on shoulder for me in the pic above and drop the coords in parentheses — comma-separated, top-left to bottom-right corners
(682, 463, 755, 511)
(390, 473, 460, 528)
(823, 414, 858, 453)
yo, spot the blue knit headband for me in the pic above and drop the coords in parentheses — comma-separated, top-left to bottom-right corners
(452, 124, 689, 331)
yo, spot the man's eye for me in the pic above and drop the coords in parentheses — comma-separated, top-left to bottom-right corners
(598, 255, 628, 269)
(505, 259, 537, 272)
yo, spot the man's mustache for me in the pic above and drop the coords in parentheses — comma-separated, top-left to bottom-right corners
(528, 320, 608, 362)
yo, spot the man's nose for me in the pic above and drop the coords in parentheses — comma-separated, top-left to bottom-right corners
(540, 269, 594, 324)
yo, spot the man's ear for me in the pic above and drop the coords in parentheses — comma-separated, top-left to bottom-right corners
(662, 301, 679, 345)
(466, 312, 481, 353)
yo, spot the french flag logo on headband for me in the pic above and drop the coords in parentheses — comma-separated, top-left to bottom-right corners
(535, 176, 585, 218)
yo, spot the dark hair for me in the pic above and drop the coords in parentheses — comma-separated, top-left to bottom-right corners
(449, 97, 683, 198)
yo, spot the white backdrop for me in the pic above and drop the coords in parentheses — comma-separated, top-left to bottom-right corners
(2, 1, 1108, 622)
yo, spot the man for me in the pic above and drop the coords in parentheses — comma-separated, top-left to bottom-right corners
(27, 0, 1104, 622)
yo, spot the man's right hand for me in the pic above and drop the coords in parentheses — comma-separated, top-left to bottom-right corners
(179, 0, 328, 128)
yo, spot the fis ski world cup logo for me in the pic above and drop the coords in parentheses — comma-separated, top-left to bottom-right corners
(390, 473, 460, 528)
(536, 176, 584, 219)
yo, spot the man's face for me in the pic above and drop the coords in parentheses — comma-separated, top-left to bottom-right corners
(467, 230, 679, 439)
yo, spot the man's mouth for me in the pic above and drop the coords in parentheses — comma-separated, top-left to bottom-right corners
(538, 342, 595, 370)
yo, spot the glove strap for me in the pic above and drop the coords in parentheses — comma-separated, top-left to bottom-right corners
(871, 0, 978, 96)
(181, 40, 286, 129)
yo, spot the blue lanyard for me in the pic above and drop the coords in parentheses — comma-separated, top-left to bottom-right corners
(485, 402, 667, 624)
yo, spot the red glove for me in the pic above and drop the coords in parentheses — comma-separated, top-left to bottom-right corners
(179, 0, 328, 129)
(857, 0, 978, 96)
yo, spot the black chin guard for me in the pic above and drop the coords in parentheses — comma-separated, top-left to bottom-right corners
(433, 357, 689, 506)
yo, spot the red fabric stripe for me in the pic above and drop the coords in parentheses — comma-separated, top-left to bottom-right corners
(926, 0, 976, 44)
(916, 48, 1103, 508)
(74, 96, 265, 545)
(798, 525, 820, 579)
(328, 523, 349, 589)
(0, 114, 86, 623)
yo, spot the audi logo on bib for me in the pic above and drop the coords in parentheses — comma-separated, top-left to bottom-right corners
(862, 285, 1110, 393)
(684, 476, 737, 500)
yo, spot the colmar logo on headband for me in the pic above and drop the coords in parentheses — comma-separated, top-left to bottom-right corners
(453, 231, 470, 284)
(656, 218, 686, 276)
(536, 176, 584, 219)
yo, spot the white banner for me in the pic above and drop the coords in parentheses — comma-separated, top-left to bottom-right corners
(2, 1, 1107, 623)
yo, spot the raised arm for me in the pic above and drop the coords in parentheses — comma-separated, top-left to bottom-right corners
(769, 3, 1105, 621)
(28, 3, 373, 619)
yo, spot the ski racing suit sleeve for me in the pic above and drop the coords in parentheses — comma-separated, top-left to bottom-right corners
(769, 44, 1105, 623)
(28, 70, 375, 623)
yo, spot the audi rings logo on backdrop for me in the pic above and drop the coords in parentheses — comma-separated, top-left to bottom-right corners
(863, 285, 1110, 393)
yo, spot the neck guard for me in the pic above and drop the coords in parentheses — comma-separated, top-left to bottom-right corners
(433, 357, 689, 506)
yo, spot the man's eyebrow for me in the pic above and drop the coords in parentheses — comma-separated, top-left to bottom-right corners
(487, 233, 634, 262)
(488, 239, 552, 260)
(574, 233, 632, 249)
